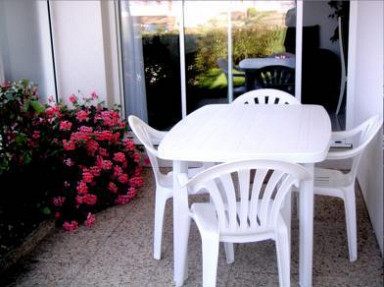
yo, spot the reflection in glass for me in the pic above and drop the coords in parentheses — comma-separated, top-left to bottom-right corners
(233, 1, 296, 96)
(120, 1, 296, 128)
(184, 1, 229, 114)
(120, 1, 182, 130)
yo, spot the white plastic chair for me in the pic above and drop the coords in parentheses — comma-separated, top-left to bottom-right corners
(179, 159, 311, 287)
(314, 115, 383, 262)
(128, 115, 231, 261)
(128, 115, 214, 260)
(233, 88, 300, 105)
(233, 88, 300, 248)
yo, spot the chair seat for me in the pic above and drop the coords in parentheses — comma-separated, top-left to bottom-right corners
(314, 167, 352, 189)
(191, 201, 284, 243)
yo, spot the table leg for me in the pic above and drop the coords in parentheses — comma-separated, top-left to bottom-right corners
(173, 161, 189, 287)
(299, 163, 314, 287)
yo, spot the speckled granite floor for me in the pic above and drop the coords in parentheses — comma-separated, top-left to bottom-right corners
(1, 168, 383, 287)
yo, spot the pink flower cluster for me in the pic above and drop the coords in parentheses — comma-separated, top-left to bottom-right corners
(59, 121, 72, 131)
(63, 221, 78, 231)
(0, 83, 143, 233)
(97, 110, 121, 127)
(44, 92, 144, 231)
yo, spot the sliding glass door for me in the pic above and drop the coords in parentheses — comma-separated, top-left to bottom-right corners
(120, 1, 182, 130)
(183, 1, 229, 114)
(120, 1, 296, 129)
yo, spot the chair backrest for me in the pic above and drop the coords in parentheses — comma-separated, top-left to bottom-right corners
(255, 65, 295, 94)
(342, 115, 383, 180)
(233, 88, 300, 105)
(182, 160, 310, 236)
(128, 115, 167, 185)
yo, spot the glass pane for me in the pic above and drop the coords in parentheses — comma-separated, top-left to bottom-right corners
(120, 0, 182, 130)
(0, 1, 55, 100)
(184, 1, 229, 114)
(302, 1, 348, 131)
(232, 1, 296, 96)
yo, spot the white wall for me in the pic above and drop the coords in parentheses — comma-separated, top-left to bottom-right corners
(0, 1, 55, 100)
(347, 1, 384, 255)
(0, 0, 119, 104)
(50, 1, 108, 103)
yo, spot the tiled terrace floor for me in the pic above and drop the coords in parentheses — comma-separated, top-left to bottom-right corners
(2, 168, 383, 286)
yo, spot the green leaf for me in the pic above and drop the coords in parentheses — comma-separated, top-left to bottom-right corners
(24, 153, 32, 164)
(23, 101, 30, 111)
(30, 100, 45, 113)
(41, 206, 51, 215)
(5, 91, 14, 100)
(15, 133, 28, 144)
(20, 79, 29, 87)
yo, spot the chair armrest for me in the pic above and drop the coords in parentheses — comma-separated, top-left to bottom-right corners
(326, 149, 359, 160)
(331, 131, 354, 141)
(190, 203, 220, 236)
(331, 118, 374, 141)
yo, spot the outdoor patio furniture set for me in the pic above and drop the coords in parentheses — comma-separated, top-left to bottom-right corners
(129, 88, 382, 287)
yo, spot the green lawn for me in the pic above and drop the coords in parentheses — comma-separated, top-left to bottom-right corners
(197, 68, 245, 90)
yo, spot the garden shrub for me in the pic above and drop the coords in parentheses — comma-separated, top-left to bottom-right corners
(41, 93, 144, 230)
(0, 80, 144, 231)
(0, 80, 50, 221)
(194, 26, 287, 74)
(0, 79, 44, 174)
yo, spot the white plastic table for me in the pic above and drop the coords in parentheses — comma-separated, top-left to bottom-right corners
(158, 104, 331, 287)
(239, 57, 295, 70)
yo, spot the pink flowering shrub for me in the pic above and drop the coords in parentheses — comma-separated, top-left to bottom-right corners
(38, 93, 144, 230)
(0, 80, 144, 231)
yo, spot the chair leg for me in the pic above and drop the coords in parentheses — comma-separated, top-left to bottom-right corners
(201, 234, 220, 287)
(154, 189, 170, 260)
(294, 190, 300, 219)
(275, 224, 291, 287)
(343, 186, 357, 262)
(280, 192, 292, 246)
(224, 243, 235, 264)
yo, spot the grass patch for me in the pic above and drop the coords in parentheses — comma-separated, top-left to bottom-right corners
(197, 68, 245, 89)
